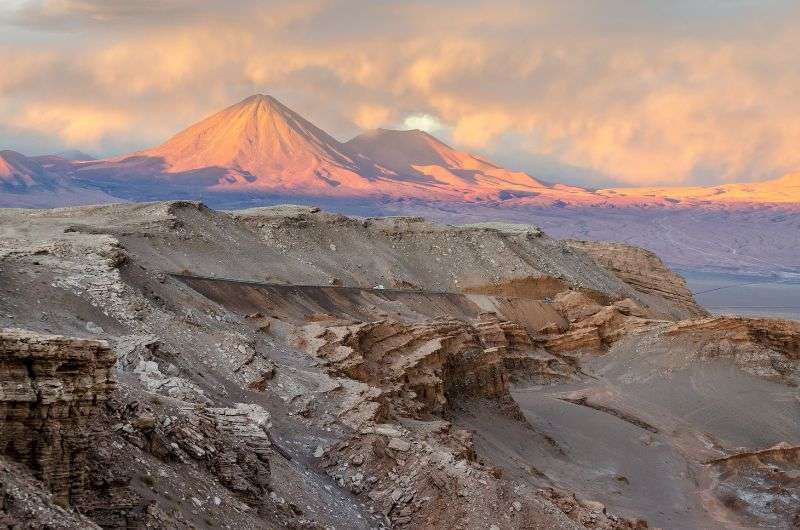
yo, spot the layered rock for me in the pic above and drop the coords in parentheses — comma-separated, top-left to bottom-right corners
(473, 312, 572, 383)
(665, 316, 800, 382)
(296, 313, 572, 419)
(706, 442, 800, 528)
(0, 456, 101, 529)
(0, 329, 116, 506)
(566, 240, 706, 318)
(541, 294, 660, 354)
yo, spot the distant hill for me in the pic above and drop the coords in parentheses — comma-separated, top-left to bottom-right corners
(0, 150, 117, 208)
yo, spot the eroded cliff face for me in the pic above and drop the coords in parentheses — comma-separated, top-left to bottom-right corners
(295, 313, 574, 420)
(665, 316, 800, 383)
(566, 240, 707, 319)
(0, 329, 116, 506)
(539, 292, 662, 354)
(0, 456, 101, 529)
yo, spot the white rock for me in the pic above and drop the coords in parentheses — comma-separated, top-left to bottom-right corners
(388, 438, 411, 452)
(85, 321, 104, 334)
(371, 424, 404, 437)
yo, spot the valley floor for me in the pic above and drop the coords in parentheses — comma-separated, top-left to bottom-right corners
(684, 270, 800, 321)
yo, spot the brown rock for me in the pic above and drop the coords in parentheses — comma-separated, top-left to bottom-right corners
(0, 329, 116, 507)
(566, 239, 707, 318)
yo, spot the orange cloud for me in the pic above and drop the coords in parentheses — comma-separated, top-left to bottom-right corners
(15, 103, 132, 146)
(452, 111, 513, 148)
(354, 104, 392, 130)
(3, 1, 800, 185)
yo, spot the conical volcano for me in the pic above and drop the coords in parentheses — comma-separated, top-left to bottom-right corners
(346, 128, 502, 174)
(138, 94, 375, 190)
(77, 94, 380, 194)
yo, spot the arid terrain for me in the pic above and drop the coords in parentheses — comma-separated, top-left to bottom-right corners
(2, 201, 798, 529)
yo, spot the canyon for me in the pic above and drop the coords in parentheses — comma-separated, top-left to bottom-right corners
(1, 200, 798, 528)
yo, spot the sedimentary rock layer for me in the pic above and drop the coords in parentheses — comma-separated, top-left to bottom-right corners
(0, 329, 116, 505)
(567, 239, 707, 318)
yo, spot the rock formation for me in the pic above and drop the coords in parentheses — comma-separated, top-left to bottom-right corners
(665, 316, 800, 382)
(0, 200, 796, 529)
(540, 293, 661, 353)
(0, 329, 116, 507)
(706, 442, 800, 528)
(566, 240, 707, 318)
(296, 313, 573, 420)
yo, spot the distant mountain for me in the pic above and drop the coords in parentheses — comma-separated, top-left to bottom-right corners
(0, 94, 797, 276)
(72, 95, 384, 196)
(0, 150, 60, 192)
(345, 128, 569, 200)
(49, 93, 798, 207)
(69, 95, 600, 203)
(601, 172, 800, 205)
(57, 150, 95, 161)
(0, 150, 117, 208)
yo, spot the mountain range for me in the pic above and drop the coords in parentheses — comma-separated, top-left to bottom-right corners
(3, 93, 798, 207)
(1, 94, 798, 276)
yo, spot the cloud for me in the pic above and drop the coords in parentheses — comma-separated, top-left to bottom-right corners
(10, 0, 209, 29)
(14, 102, 132, 146)
(403, 114, 442, 133)
(2, 0, 800, 185)
(354, 104, 392, 130)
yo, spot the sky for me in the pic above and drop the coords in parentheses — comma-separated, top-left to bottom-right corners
(1, 0, 800, 187)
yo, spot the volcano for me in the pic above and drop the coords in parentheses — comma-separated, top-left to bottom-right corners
(68, 94, 800, 206)
(73, 95, 593, 201)
(74, 94, 384, 195)
(345, 128, 564, 199)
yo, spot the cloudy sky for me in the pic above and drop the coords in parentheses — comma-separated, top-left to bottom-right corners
(1, 0, 799, 186)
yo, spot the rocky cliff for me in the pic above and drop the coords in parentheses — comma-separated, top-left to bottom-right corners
(0, 329, 116, 506)
(296, 313, 573, 420)
(665, 316, 800, 383)
(566, 240, 706, 319)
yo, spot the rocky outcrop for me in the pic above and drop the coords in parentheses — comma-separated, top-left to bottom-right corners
(566, 240, 706, 318)
(0, 456, 102, 530)
(706, 442, 800, 528)
(551, 290, 605, 323)
(536, 488, 649, 529)
(0, 329, 116, 507)
(665, 316, 800, 382)
(296, 313, 573, 419)
(541, 295, 660, 354)
(319, 422, 586, 530)
(320, 418, 647, 529)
